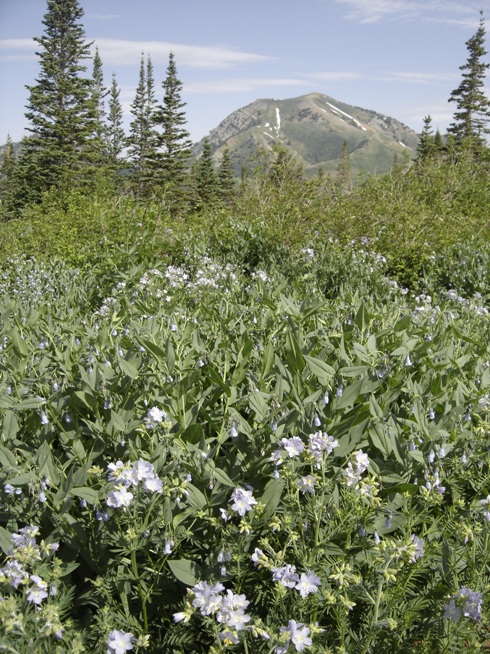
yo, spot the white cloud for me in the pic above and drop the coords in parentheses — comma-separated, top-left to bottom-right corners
(379, 71, 460, 84)
(186, 77, 310, 93)
(0, 39, 36, 61)
(92, 38, 273, 69)
(335, 0, 481, 25)
(306, 71, 362, 82)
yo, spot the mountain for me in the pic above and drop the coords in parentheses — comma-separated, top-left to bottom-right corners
(193, 92, 420, 178)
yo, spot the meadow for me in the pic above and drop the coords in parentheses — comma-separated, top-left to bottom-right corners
(0, 205, 490, 653)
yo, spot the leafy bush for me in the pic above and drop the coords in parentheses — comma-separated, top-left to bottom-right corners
(1, 245, 490, 653)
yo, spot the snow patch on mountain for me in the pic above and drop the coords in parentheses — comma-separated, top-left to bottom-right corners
(325, 101, 367, 131)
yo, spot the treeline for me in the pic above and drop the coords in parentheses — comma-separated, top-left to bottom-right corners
(0, 0, 489, 277)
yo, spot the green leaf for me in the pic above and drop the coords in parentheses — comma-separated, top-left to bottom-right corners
(168, 559, 199, 586)
(213, 467, 235, 487)
(71, 487, 99, 504)
(260, 478, 285, 522)
(119, 358, 139, 379)
(2, 410, 19, 440)
(304, 354, 335, 385)
(0, 527, 12, 555)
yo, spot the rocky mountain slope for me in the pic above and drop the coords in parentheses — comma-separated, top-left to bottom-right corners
(194, 92, 420, 178)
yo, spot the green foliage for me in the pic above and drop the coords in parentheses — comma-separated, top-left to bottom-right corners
(1, 244, 490, 652)
(448, 10, 490, 153)
(14, 0, 97, 207)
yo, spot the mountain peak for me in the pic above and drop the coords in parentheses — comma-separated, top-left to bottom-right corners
(194, 92, 419, 177)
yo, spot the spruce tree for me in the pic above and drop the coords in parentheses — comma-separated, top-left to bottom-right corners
(88, 46, 108, 165)
(127, 54, 158, 195)
(195, 138, 218, 207)
(447, 11, 490, 151)
(416, 115, 436, 161)
(218, 146, 236, 205)
(152, 52, 192, 207)
(0, 136, 17, 219)
(336, 140, 352, 193)
(16, 0, 96, 204)
(106, 73, 125, 169)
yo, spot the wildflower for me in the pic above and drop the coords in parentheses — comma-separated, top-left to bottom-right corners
(219, 630, 240, 645)
(272, 564, 299, 588)
(444, 587, 483, 622)
(252, 548, 267, 567)
(295, 571, 321, 598)
(144, 406, 167, 429)
(172, 611, 191, 624)
(130, 459, 156, 483)
(107, 630, 134, 654)
(278, 620, 312, 653)
(405, 354, 412, 366)
(27, 575, 48, 605)
(107, 461, 134, 486)
(409, 534, 425, 561)
(143, 477, 163, 493)
(307, 431, 338, 464)
(230, 424, 239, 438)
(229, 487, 258, 517)
(297, 475, 315, 494)
(106, 486, 134, 509)
(280, 437, 305, 458)
(192, 580, 225, 615)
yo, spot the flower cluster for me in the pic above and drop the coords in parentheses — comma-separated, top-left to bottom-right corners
(0, 526, 63, 638)
(253, 551, 321, 599)
(276, 619, 314, 653)
(143, 406, 168, 429)
(444, 587, 483, 622)
(228, 487, 258, 517)
(270, 431, 338, 474)
(344, 449, 370, 487)
(174, 581, 254, 645)
(106, 458, 163, 509)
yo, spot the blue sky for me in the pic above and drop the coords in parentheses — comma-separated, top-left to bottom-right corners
(0, 0, 488, 146)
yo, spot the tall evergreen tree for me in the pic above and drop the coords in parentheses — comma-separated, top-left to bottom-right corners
(152, 52, 192, 206)
(0, 136, 17, 219)
(336, 140, 352, 193)
(416, 115, 436, 161)
(106, 72, 125, 168)
(194, 138, 218, 207)
(16, 0, 96, 204)
(447, 11, 490, 151)
(88, 46, 108, 164)
(127, 54, 158, 195)
(218, 146, 236, 205)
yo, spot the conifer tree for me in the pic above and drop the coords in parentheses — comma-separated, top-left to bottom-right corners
(336, 140, 352, 193)
(195, 138, 218, 207)
(218, 146, 236, 205)
(152, 52, 192, 207)
(447, 11, 490, 151)
(127, 54, 158, 195)
(0, 136, 17, 219)
(106, 72, 125, 169)
(16, 0, 96, 205)
(416, 115, 436, 161)
(88, 46, 108, 164)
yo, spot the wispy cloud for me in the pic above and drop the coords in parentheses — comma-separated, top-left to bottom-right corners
(88, 14, 120, 21)
(379, 71, 460, 84)
(335, 0, 481, 25)
(306, 71, 362, 82)
(186, 77, 310, 93)
(93, 39, 273, 69)
(0, 38, 36, 61)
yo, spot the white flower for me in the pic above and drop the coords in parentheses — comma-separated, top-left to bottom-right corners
(27, 575, 48, 605)
(107, 630, 134, 654)
(107, 486, 134, 509)
(295, 571, 321, 598)
(272, 564, 299, 588)
(144, 406, 167, 429)
(280, 436, 305, 458)
(107, 461, 134, 486)
(297, 475, 315, 494)
(230, 488, 258, 517)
